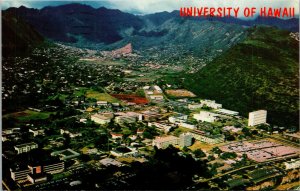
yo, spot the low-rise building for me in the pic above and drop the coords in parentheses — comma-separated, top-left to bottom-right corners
(149, 95, 164, 101)
(10, 159, 64, 183)
(188, 104, 202, 110)
(97, 101, 108, 106)
(190, 130, 224, 144)
(14, 142, 38, 154)
(193, 111, 220, 123)
(142, 111, 161, 121)
(148, 121, 175, 133)
(152, 136, 179, 149)
(29, 128, 45, 137)
(284, 159, 300, 170)
(168, 113, 188, 123)
(178, 122, 196, 130)
(60, 129, 82, 138)
(111, 133, 123, 139)
(222, 126, 242, 133)
(91, 114, 112, 125)
(216, 109, 239, 116)
(200, 99, 222, 109)
(51, 149, 80, 160)
(110, 147, 138, 157)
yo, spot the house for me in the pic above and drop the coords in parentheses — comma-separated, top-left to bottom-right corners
(137, 129, 144, 137)
(193, 111, 220, 123)
(111, 133, 123, 139)
(79, 118, 87, 123)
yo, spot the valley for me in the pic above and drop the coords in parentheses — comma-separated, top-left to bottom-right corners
(1, 3, 299, 191)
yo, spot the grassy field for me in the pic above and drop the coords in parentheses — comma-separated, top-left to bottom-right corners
(189, 141, 216, 152)
(3, 109, 54, 122)
(86, 90, 120, 103)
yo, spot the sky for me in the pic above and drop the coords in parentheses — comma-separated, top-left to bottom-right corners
(1, 0, 299, 17)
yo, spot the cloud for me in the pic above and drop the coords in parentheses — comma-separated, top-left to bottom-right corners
(1, 0, 299, 17)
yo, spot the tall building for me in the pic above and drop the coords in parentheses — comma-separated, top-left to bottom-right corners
(248, 110, 267, 126)
(179, 133, 193, 147)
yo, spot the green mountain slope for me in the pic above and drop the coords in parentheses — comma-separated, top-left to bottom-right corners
(2, 12, 44, 57)
(185, 26, 299, 127)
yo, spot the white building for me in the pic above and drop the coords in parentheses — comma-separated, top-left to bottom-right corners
(179, 133, 193, 147)
(149, 95, 164, 100)
(216, 109, 239, 116)
(115, 115, 137, 124)
(193, 111, 219, 123)
(14, 142, 38, 154)
(91, 114, 112, 125)
(168, 113, 188, 123)
(178, 122, 196, 130)
(248, 110, 267, 126)
(152, 136, 179, 149)
(153, 85, 163, 93)
(188, 104, 202, 110)
(200, 99, 222, 109)
(283, 159, 300, 170)
(97, 101, 108, 106)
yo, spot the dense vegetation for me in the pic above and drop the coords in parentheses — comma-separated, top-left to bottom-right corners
(185, 26, 299, 127)
(2, 11, 44, 57)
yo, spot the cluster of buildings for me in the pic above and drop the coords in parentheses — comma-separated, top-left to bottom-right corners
(220, 140, 300, 162)
(143, 85, 164, 102)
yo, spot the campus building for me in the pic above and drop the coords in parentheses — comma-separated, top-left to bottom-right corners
(248, 110, 267, 126)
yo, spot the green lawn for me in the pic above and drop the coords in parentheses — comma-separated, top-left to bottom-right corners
(86, 90, 120, 103)
(3, 109, 54, 122)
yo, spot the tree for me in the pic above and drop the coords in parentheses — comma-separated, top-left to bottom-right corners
(63, 133, 71, 148)
(212, 147, 222, 155)
(143, 131, 153, 139)
(194, 149, 206, 158)
(208, 155, 215, 161)
(182, 146, 190, 152)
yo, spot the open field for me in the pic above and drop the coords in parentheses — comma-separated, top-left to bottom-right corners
(189, 140, 216, 152)
(165, 89, 196, 97)
(3, 109, 54, 122)
(111, 94, 148, 104)
(86, 90, 120, 102)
